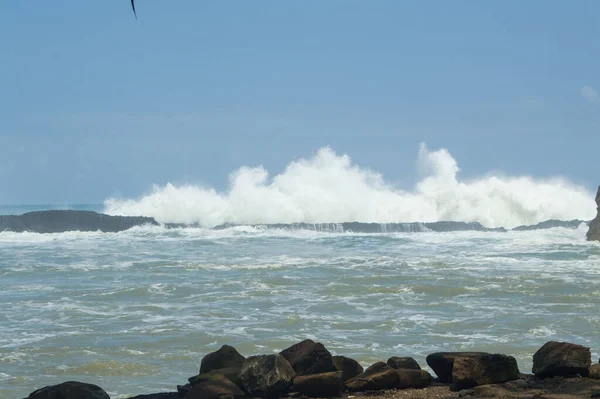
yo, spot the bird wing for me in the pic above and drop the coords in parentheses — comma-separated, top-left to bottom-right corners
(131, 0, 137, 18)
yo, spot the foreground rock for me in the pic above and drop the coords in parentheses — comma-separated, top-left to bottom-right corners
(588, 186, 600, 242)
(387, 356, 421, 370)
(0, 210, 158, 233)
(200, 345, 246, 374)
(333, 355, 364, 382)
(451, 354, 519, 390)
(426, 352, 489, 383)
(186, 373, 245, 399)
(239, 354, 295, 397)
(280, 339, 335, 375)
(293, 371, 343, 397)
(345, 362, 399, 391)
(532, 341, 591, 378)
(345, 362, 431, 391)
(24, 381, 110, 399)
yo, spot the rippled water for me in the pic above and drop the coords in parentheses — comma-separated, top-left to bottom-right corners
(1, 225, 599, 398)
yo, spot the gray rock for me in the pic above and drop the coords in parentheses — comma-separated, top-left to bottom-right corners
(0, 210, 158, 233)
(239, 354, 295, 398)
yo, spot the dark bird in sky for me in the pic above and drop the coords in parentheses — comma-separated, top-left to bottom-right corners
(131, 0, 137, 19)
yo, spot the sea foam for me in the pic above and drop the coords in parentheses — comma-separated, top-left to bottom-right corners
(104, 144, 594, 228)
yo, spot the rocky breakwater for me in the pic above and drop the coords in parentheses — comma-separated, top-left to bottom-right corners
(22, 339, 600, 399)
(587, 186, 600, 242)
(0, 210, 158, 233)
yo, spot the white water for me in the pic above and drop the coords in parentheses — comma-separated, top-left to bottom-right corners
(104, 144, 595, 228)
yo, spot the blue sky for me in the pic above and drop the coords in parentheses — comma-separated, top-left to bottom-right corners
(1, 0, 599, 204)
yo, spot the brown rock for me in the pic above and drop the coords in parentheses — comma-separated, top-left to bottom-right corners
(293, 371, 343, 397)
(532, 341, 591, 378)
(345, 362, 399, 391)
(587, 186, 600, 242)
(450, 354, 520, 390)
(239, 354, 295, 398)
(396, 369, 432, 389)
(200, 345, 245, 374)
(426, 352, 489, 383)
(25, 381, 110, 399)
(590, 364, 600, 379)
(189, 367, 242, 388)
(387, 356, 421, 370)
(186, 373, 245, 399)
(332, 355, 364, 382)
(280, 339, 335, 376)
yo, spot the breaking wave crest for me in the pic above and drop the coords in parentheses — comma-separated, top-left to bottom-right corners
(104, 144, 595, 229)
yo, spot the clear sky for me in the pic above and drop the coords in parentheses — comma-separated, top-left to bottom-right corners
(1, 0, 599, 205)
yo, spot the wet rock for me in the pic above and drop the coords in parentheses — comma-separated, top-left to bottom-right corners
(332, 355, 364, 382)
(590, 364, 600, 379)
(293, 371, 343, 397)
(587, 186, 600, 242)
(280, 339, 335, 376)
(129, 393, 180, 399)
(200, 345, 246, 374)
(24, 381, 110, 399)
(532, 341, 591, 378)
(387, 356, 421, 370)
(345, 362, 398, 391)
(450, 354, 520, 390)
(396, 369, 432, 389)
(591, 390, 600, 398)
(239, 354, 295, 398)
(186, 373, 245, 399)
(189, 367, 242, 388)
(426, 352, 489, 383)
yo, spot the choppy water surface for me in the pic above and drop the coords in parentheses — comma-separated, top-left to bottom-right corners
(1, 225, 599, 398)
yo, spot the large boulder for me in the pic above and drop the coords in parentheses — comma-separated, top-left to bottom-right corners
(332, 355, 364, 382)
(450, 354, 520, 390)
(186, 373, 245, 399)
(396, 369, 432, 389)
(387, 356, 421, 370)
(239, 354, 295, 398)
(292, 371, 343, 397)
(200, 345, 245, 374)
(24, 381, 110, 399)
(280, 339, 335, 376)
(587, 186, 600, 242)
(532, 341, 591, 378)
(426, 352, 488, 383)
(344, 362, 399, 391)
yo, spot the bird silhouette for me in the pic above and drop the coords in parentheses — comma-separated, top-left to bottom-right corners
(131, 0, 137, 19)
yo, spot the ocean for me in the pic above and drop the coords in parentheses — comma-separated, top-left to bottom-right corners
(1, 146, 599, 398)
(1, 208, 599, 398)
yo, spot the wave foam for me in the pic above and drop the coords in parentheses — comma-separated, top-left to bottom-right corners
(104, 144, 595, 228)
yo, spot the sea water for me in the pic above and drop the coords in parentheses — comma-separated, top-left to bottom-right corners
(1, 222, 599, 398)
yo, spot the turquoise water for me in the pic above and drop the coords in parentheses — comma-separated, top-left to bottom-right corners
(1, 220, 599, 398)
